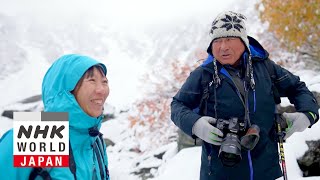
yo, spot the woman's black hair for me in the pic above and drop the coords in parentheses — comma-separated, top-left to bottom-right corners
(71, 65, 106, 93)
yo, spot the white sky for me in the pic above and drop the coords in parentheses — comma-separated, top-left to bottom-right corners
(0, 0, 241, 109)
(0, 0, 236, 26)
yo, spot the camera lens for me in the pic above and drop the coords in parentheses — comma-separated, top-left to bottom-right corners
(221, 152, 238, 160)
(218, 133, 242, 167)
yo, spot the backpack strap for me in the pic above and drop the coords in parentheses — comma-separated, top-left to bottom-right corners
(191, 68, 213, 143)
(263, 59, 281, 104)
(198, 69, 213, 116)
(92, 133, 109, 180)
(97, 134, 109, 179)
(29, 168, 52, 180)
(69, 141, 77, 180)
(29, 141, 77, 180)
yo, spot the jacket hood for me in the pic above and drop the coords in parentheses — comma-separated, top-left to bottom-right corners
(42, 54, 107, 131)
(247, 36, 269, 60)
(205, 36, 269, 66)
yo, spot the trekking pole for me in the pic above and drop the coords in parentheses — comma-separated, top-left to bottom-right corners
(275, 105, 288, 180)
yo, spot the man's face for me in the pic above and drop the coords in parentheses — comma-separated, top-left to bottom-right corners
(211, 37, 245, 66)
(73, 67, 109, 117)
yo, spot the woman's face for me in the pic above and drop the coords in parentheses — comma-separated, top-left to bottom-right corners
(73, 67, 109, 117)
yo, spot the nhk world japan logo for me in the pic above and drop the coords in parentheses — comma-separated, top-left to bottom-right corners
(13, 112, 69, 167)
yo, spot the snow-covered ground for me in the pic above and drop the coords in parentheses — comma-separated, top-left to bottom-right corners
(101, 109, 320, 180)
(1, 0, 320, 179)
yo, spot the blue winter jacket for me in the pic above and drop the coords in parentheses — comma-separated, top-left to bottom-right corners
(171, 36, 319, 180)
(0, 54, 110, 180)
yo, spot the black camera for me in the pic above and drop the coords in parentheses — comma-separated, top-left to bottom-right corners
(215, 117, 260, 167)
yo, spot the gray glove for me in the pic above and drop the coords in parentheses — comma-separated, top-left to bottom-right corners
(283, 112, 310, 140)
(192, 116, 224, 145)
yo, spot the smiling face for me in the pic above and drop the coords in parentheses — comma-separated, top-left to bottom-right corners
(73, 66, 109, 117)
(211, 37, 245, 66)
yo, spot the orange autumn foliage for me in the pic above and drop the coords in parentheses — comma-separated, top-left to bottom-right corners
(258, 0, 320, 59)
(128, 61, 196, 129)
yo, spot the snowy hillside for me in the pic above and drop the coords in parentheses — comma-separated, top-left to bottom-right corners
(0, 0, 236, 109)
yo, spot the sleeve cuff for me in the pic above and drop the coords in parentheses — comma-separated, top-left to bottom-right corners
(303, 112, 317, 127)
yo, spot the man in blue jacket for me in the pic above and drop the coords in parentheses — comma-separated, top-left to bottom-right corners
(0, 54, 110, 179)
(171, 11, 319, 180)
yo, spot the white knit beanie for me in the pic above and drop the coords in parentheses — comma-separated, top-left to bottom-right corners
(207, 11, 255, 89)
(209, 11, 250, 53)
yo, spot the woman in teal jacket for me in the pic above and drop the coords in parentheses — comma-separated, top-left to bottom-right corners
(0, 54, 110, 180)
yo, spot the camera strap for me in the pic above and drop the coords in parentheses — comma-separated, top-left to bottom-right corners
(227, 69, 245, 101)
(228, 68, 252, 129)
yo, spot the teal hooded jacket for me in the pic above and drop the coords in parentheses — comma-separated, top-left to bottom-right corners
(0, 54, 110, 180)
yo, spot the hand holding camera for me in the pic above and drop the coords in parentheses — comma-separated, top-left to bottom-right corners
(192, 116, 224, 146)
(193, 116, 261, 167)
